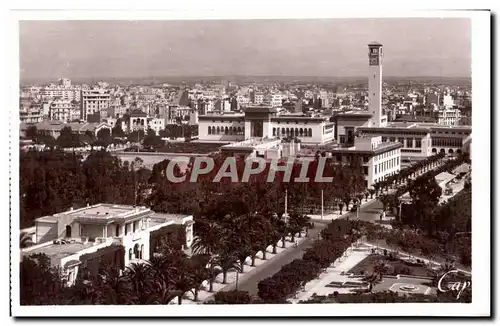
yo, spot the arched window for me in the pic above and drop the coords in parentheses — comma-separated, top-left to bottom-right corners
(208, 126, 212, 135)
(432, 148, 437, 153)
(140, 244, 144, 259)
(308, 128, 313, 137)
(216, 126, 220, 134)
(290, 128, 294, 137)
(273, 128, 276, 136)
(129, 249, 133, 261)
(286, 128, 290, 136)
(295, 128, 299, 136)
(224, 126, 229, 135)
(448, 149, 454, 154)
(299, 128, 304, 136)
(281, 128, 285, 135)
(237, 126, 242, 135)
(115, 225, 120, 237)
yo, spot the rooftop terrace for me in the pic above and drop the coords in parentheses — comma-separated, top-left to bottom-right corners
(23, 240, 95, 266)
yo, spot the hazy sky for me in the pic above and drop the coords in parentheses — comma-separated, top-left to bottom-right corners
(19, 18, 471, 80)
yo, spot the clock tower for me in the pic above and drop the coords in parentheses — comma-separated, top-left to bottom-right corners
(368, 42, 383, 127)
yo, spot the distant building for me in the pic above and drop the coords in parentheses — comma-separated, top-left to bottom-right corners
(124, 109, 165, 135)
(41, 86, 79, 101)
(21, 120, 112, 139)
(80, 89, 111, 121)
(437, 109, 461, 126)
(198, 106, 334, 145)
(58, 78, 71, 88)
(49, 99, 79, 122)
(330, 135, 402, 188)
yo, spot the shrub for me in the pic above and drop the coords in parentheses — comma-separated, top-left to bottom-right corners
(257, 220, 359, 303)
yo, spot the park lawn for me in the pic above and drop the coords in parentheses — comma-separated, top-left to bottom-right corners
(348, 254, 435, 278)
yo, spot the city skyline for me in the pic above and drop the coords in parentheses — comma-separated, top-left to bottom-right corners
(19, 18, 471, 82)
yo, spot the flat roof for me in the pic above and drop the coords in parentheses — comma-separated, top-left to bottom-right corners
(198, 114, 244, 120)
(334, 111, 373, 119)
(24, 241, 95, 266)
(272, 115, 328, 122)
(36, 204, 154, 225)
(243, 105, 278, 113)
(330, 142, 402, 155)
(150, 213, 192, 228)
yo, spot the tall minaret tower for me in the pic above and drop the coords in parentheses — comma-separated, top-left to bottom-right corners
(368, 42, 383, 127)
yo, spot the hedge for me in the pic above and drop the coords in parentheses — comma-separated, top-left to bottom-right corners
(257, 219, 361, 303)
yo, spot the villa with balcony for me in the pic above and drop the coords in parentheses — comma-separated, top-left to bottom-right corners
(21, 204, 194, 285)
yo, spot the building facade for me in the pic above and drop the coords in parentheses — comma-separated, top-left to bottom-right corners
(331, 135, 402, 188)
(198, 106, 335, 145)
(22, 204, 194, 286)
(80, 89, 111, 121)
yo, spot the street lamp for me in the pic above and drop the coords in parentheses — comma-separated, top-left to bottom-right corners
(235, 270, 239, 291)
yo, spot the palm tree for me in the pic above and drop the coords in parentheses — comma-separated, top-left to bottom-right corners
(188, 254, 210, 302)
(96, 263, 135, 304)
(373, 260, 390, 281)
(206, 262, 222, 293)
(433, 259, 456, 287)
(123, 262, 155, 304)
(363, 273, 379, 292)
(191, 218, 223, 255)
(20, 231, 34, 248)
(214, 249, 239, 284)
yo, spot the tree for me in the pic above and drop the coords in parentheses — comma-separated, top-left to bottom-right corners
(214, 248, 239, 284)
(57, 126, 78, 149)
(112, 121, 125, 138)
(20, 232, 33, 248)
(192, 218, 224, 255)
(142, 132, 165, 150)
(363, 273, 379, 292)
(25, 125, 38, 141)
(188, 254, 211, 302)
(20, 254, 66, 305)
(123, 262, 155, 304)
(96, 128, 112, 148)
(373, 260, 390, 280)
(209, 290, 253, 304)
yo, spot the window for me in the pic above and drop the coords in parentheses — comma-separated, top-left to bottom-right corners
(363, 166, 368, 175)
(415, 138, 422, 148)
(115, 225, 120, 237)
(390, 137, 396, 142)
(374, 165, 377, 174)
(382, 136, 387, 142)
(406, 138, 413, 148)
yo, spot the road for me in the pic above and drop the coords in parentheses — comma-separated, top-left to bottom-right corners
(212, 220, 330, 297)
(218, 198, 384, 297)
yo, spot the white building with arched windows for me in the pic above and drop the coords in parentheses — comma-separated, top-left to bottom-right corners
(22, 204, 193, 286)
(198, 105, 335, 145)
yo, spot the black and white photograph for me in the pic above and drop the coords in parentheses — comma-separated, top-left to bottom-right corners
(8, 5, 491, 318)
